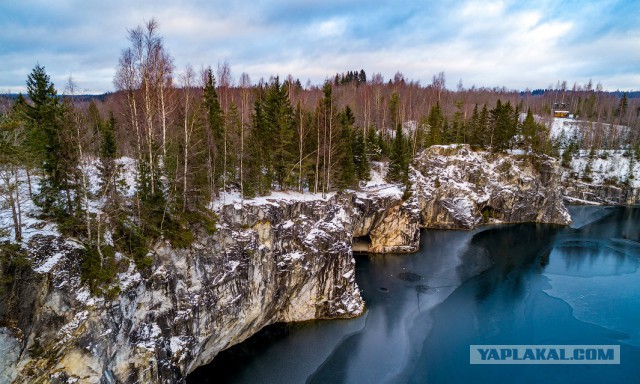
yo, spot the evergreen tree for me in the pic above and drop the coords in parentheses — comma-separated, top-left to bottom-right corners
(426, 102, 444, 146)
(617, 93, 628, 117)
(359, 69, 367, 84)
(335, 106, 356, 189)
(203, 67, 224, 193)
(450, 100, 465, 143)
(25, 64, 63, 213)
(521, 109, 537, 152)
(99, 112, 119, 203)
(366, 124, 382, 160)
(352, 127, 370, 183)
(248, 86, 274, 195)
(266, 77, 296, 189)
(387, 123, 409, 183)
(490, 100, 517, 152)
(468, 104, 480, 146)
(225, 102, 242, 184)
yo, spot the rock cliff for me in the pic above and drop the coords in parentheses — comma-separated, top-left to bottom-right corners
(0, 146, 570, 383)
(412, 145, 571, 229)
(558, 147, 640, 206)
(562, 180, 640, 205)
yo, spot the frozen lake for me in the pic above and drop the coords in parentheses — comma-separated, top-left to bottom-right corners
(189, 206, 640, 383)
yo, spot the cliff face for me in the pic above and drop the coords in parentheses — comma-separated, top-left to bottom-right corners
(0, 190, 416, 383)
(0, 146, 570, 383)
(412, 145, 572, 229)
(558, 147, 640, 206)
(563, 181, 640, 205)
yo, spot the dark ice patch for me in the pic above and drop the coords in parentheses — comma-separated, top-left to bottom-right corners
(397, 272, 422, 282)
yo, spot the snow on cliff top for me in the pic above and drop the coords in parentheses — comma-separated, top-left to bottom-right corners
(564, 149, 640, 188)
(550, 117, 628, 143)
(211, 190, 337, 211)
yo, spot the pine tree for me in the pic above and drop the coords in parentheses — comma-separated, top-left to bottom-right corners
(25, 64, 63, 213)
(387, 123, 408, 183)
(366, 124, 382, 160)
(335, 106, 356, 189)
(203, 67, 224, 195)
(426, 102, 444, 146)
(521, 109, 537, 152)
(468, 104, 480, 146)
(352, 127, 369, 183)
(99, 113, 118, 200)
(490, 100, 516, 152)
(266, 77, 295, 189)
(359, 69, 367, 84)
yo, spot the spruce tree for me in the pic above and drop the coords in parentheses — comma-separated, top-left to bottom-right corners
(335, 106, 356, 189)
(521, 109, 537, 152)
(387, 123, 408, 183)
(203, 67, 224, 192)
(468, 104, 480, 146)
(426, 102, 444, 146)
(352, 128, 370, 183)
(25, 64, 62, 214)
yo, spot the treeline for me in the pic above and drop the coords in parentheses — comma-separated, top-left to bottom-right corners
(1, 18, 639, 295)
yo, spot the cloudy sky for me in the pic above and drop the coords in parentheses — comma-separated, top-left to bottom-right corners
(1, 0, 639, 94)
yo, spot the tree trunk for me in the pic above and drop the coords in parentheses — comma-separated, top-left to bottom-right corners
(25, 168, 33, 199)
(315, 112, 320, 194)
(14, 169, 22, 242)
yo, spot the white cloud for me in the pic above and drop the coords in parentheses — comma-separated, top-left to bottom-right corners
(1, 0, 638, 93)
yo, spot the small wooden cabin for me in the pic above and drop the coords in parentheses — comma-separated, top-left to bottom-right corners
(553, 103, 570, 118)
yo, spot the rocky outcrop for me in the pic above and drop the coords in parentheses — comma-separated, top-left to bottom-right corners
(562, 180, 640, 205)
(0, 145, 571, 383)
(0, 190, 420, 383)
(412, 145, 571, 229)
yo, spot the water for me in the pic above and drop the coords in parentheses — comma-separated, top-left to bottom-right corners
(189, 206, 640, 383)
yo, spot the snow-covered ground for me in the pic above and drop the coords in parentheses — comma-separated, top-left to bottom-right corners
(550, 117, 628, 148)
(0, 169, 59, 244)
(211, 189, 337, 211)
(364, 161, 387, 188)
(0, 157, 139, 245)
(563, 149, 639, 188)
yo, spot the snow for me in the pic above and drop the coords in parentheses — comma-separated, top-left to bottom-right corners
(282, 251, 305, 262)
(550, 117, 629, 148)
(117, 261, 142, 291)
(115, 157, 137, 197)
(136, 323, 162, 350)
(0, 169, 60, 244)
(56, 310, 89, 346)
(170, 336, 188, 355)
(75, 288, 93, 304)
(367, 184, 403, 198)
(564, 149, 640, 188)
(365, 161, 387, 187)
(33, 251, 64, 273)
(281, 220, 295, 229)
(211, 189, 336, 211)
(227, 260, 240, 273)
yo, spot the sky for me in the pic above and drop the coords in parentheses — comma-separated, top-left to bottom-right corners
(1, 0, 639, 94)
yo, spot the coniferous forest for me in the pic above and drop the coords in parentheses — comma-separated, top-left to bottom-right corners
(1, 19, 639, 294)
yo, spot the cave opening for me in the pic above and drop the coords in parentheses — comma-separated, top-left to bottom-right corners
(187, 323, 291, 383)
(352, 234, 372, 253)
(481, 206, 500, 222)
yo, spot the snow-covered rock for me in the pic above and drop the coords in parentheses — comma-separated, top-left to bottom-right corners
(0, 145, 571, 383)
(412, 144, 571, 229)
(0, 190, 418, 383)
(560, 149, 640, 205)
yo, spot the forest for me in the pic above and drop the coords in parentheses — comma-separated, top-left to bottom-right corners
(1, 19, 638, 295)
